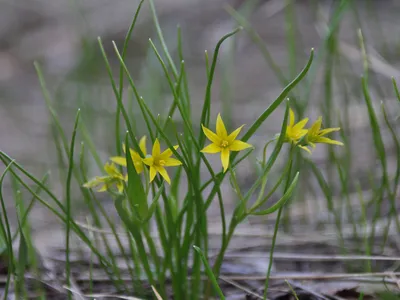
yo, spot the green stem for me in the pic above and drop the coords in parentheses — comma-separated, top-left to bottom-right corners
(263, 148, 294, 299)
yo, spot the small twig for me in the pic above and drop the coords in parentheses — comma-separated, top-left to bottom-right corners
(286, 280, 330, 300)
(223, 252, 400, 262)
(220, 276, 265, 300)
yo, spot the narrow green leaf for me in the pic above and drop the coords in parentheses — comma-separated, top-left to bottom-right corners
(199, 27, 242, 147)
(0, 153, 114, 274)
(241, 49, 314, 143)
(242, 101, 290, 204)
(143, 183, 164, 223)
(392, 77, 400, 103)
(148, 0, 178, 77)
(381, 102, 400, 190)
(0, 160, 16, 299)
(114, 196, 137, 230)
(125, 133, 148, 220)
(16, 221, 28, 297)
(65, 109, 80, 300)
(114, 196, 155, 284)
(362, 76, 386, 169)
(116, 0, 147, 155)
(250, 172, 299, 215)
(307, 160, 334, 211)
(192, 246, 225, 300)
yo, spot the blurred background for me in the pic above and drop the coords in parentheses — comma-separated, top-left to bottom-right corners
(1, 0, 400, 264)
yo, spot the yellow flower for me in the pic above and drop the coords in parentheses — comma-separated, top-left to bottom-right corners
(83, 162, 126, 193)
(299, 117, 344, 153)
(285, 108, 309, 144)
(110, 136, 147, 174)
(142, 138, 182, 184)
(201, 113, 252, 172)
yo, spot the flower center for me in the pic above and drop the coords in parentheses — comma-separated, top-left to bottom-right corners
(220, 140, 229, 148)
(158, 159, 166, 166)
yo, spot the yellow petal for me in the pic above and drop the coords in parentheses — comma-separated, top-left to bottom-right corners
(117, 182, 124, 193)
(202, 125, 221, 145)
(298, 145, 312, 154)
(308, 117, 322, 136)
(83, 178, 101, 188)
(159, 145, 179, 160)
(149, 166, 157, 182)
(316, 137, 344, 146)
(227, 125, 244, 143)
(318, 127, 341, 136)
(98, 184, 108, 192)
(156, 166, 171, 184)
(110, 156, 127, 167)
(139, 136, 147, 156)
(122, 144, 127, 154)
(104, 162, 118, 176)
(298, 129, 309, 138)
(293, 118, 309, 131)
(152, 139, 161, 156)
(134, 162, 144, 174)
(131, 152, 144, 174)
(229, 140, 252, 151)
(289, 108, 295, 127)
(216, 113, 228, 138)
(201, 143, 221, 153)
(164, 158, 182, 167)
(220, 148, 230, 173)
(143, 157, 154, 166)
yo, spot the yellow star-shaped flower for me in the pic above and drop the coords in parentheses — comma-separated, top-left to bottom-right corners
(110, 136, 147, 174)
(299, 117, 344, 153)
(142, 139, 182, 184)
(201, 113, 252, 172)
(285, 108, 309, 144)
(83, 162, 127, 193)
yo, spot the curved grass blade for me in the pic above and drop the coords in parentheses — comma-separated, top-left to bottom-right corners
(250, 172, 299, 215)
(240, 49, 314, 144)
(143, 183, 164, 223)
(0, 160, 16, 299)
(199, 27, 242, 147)
(193, 246, 225, 300)
(116, 0, 147, 155)
(65, 109, 80, 300)
(125, 133, 148, 220)
(15, 216, 28, 299)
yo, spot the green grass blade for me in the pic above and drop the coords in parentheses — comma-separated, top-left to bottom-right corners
(15, 217, 28, 299)
(250, 172, 299, 215)
(97, 38, 140, 152)
(0, 160, 16, 299)
(34, 62, 69, 153)
(144, 183, 164, 223)
(226, 5, 287, 85)
(125, 133, 148, 220)
(392, 78, 400, 103)
(148, 0, 178, 77)
(242, 101, 289, 204)
(116, 0, 147, 155)
(193, 246, 225, 300)
(198, 27, 242, 147)
(65, 109, 80, 300)
(114, 196, 155, 285)
(0, 153, 114, 272)
(240, 49, 314, 143)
